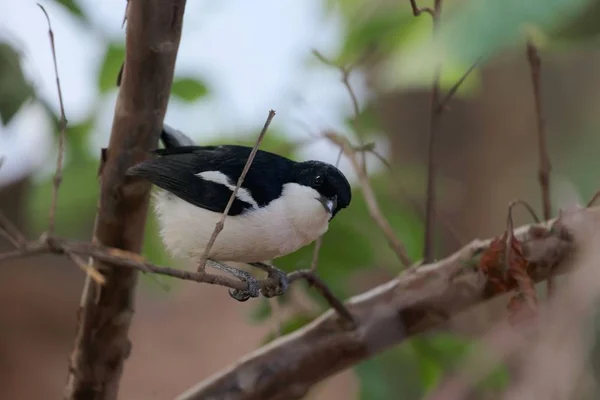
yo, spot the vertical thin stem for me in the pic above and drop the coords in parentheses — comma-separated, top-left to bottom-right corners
(422, 0, 443, 263)
(526, 40, 553, 295)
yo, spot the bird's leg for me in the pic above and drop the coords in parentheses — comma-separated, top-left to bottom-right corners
(249, 262, 289, 298)
(206, 260, 260, 302)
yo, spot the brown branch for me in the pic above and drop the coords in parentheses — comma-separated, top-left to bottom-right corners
(63, 1, 188, 398)
(325, 132, 413, 267)
(198, 110, 276, 270)
(0, 237, 352, 323)
(422, 0, 443, 263)
(176, 205, 590, 400)
(38, 4, 68, 236)
(526, 40, 554, 297)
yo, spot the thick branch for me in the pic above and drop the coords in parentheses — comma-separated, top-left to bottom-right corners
(63, 1, 187, 399)
(176, 206, 592, 400)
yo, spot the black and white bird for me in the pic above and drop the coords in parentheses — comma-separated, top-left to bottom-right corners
(127, 124, 352, 301)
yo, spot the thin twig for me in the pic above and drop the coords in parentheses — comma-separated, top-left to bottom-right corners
(38, 4, 68, 236)
(409, 0, 434, 16)
(313, 50, 368, 172)
(326, 132, 412, 267)
(0, 237, 352, 322)
(435, 58, 481, 113)
(0, 212, 27, 246)
(310, 237, 323, 272)
(198, 110, 276, 270)
(586, 190, 600, 208)
(0, 229, 21, 248)
(422, 0, 443, 264)
(527, 40, 553, 296)
(67, 252, 106, 285)
(504, 199, 541, 276)
(288, 270, 355, 327)
(510, 199, 541, 224)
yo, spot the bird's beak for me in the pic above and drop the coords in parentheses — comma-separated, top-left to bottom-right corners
(319, 194, 337, 214)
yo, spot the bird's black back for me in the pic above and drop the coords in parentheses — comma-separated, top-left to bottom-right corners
(127, 145, 295, 216)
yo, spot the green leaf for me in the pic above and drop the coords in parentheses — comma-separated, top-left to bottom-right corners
(0, 43, 33, 125)
(171, 77, 209, 102)
(355, 344, 423, 400)
(382, 0, 593, 88)
(53, 0, 88, 22)
(355, 334, 510, 399)
(98, 43, 125, 93)
(339, 6, 415, 62)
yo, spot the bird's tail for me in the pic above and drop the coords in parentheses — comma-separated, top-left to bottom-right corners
(160, 124, 195, 148)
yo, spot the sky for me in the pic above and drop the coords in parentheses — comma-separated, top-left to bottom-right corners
(0, 0, 384, 187)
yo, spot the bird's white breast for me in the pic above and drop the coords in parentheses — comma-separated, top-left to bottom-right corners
(152, 183, 330, 263)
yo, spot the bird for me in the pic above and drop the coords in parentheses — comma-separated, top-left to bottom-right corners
(126, 124, 352, 301)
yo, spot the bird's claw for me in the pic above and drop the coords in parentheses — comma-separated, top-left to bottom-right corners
(260, 267, 289, 298)
(228, 271, 260, 302)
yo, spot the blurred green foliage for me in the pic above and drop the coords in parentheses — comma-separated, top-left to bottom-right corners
(4, 0, 600, 398)
(0, 43, 33, 125)
(98, 43, 125, 93)
(171, 77, 210, 102)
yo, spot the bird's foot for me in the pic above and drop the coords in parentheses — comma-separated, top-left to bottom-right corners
(206, 260, 260, 302)
(250, 262, 289, 298)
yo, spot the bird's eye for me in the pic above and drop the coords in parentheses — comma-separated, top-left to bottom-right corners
(314, 175, 323, 186)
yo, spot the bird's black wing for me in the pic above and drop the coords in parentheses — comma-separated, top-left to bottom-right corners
(127, 145, 293, 216)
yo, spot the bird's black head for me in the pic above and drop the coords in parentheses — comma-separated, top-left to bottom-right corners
(292, 160, 352, 219)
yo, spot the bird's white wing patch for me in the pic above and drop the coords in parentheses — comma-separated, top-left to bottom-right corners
(196, 170, 259, 208)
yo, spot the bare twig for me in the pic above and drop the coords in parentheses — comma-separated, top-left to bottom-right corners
(422, 0, 443, 263)
(0, 212, 27, 247)
(435, 58, 481, 113)
(526, 42, 551, 221)
(505, 198, 541, 225)
(586, 190, 600, 208)
(409, 0, 434, 16)
(0, 236, 352, 322)
(176, 205, 586, 400)
(38, 4, 68, 236)
(313, 50, 368, 172)
(198, 110, 276, 270)
(526, 40, 554, 296)
(289, 270, 355, 327)
(326, 132, 412, 267)
(0, 229, 20, 248)
(66, 252, 106, 285)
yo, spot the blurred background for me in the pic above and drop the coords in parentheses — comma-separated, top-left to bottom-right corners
(2, 0, 600, 398)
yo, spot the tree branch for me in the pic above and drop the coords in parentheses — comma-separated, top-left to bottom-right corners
(176, 204, 591, 400)
(63, 1, 188, 398)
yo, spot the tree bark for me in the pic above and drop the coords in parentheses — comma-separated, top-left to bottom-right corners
(64, 1, 187, 398)
(176, 206, 591, 400)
